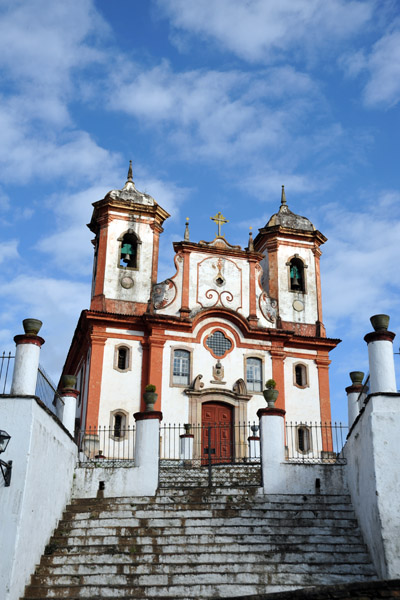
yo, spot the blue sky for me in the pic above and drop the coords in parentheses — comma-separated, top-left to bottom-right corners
(0, 0, 399, 422)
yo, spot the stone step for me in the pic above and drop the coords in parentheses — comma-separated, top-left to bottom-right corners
(24, 573, 377, 600)
(36, 560, 376, 577)
(41, 542, 373, 562)
(42, 530, 366, 550)
(28, 568, 377, 589)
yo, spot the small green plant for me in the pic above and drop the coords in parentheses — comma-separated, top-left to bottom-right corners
(129, 545, 137, 554)
(265, 379, 276, 389)
(145, 384, 156, 392)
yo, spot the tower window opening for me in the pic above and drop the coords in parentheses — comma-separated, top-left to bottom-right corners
(246, 358, 262, 392)
(289, 258, 305, 292)
(120, 230, 138, 269)
(294, 363, 307, 388)
(297, 426, 311, 453)
(111, 411, 127, 439)
(118, 347, 128, 370)
(114, 345, 131, 372)
(114, 413, 122, 438)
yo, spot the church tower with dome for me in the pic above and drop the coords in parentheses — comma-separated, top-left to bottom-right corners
(62, 164, 339, 452)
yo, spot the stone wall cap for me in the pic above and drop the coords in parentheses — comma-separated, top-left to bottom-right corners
(134, 410, 163, 422)
(257, 407, 286, 418)
(364, 330, 396, 344)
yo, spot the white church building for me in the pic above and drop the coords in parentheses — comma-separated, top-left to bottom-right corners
(0, 164, 399, 600)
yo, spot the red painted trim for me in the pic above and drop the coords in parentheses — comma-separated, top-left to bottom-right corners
(316, 354, 333, 451)
(134, 411, 163, 422)
(85, 334, 106, 429)
(345, 384, 363, 394)
(248, 259, 257, 321)
(151, 228, 160, 285)
(92, 226, 108, 300)
(247, 436, 260, 441)
(14, 334, 45, 348)
(180, 250, 190, 313)
(257, 407, 286, 418)
(364, 331, 396, 344)
(270, 348, 286, 412)
(180, 434, 194, 439)
(59, 388, 80, 399)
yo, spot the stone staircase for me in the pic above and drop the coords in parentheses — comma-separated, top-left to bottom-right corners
(22, 465, 377, 599)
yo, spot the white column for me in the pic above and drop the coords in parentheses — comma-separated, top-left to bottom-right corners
(134, 411, 162, 468)
(346, 372, 364, 427)
(58, 388, 79, 435)
(180, 434, 194, 460)
(258, 407, 286, 493)
(10, 332, 45, 396)
(365, 316, 397, 394)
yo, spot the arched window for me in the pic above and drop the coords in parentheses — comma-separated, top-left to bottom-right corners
(289, 257, 305, 292)
(246, 358, 262, 392)
(297, 425, 311, 453)
(110, 410, 128, 440)
(114, 345, 131, 372)
(173, 349, 190, 385)
(294, 363, 308, 388)
(119, 230, 139, 269)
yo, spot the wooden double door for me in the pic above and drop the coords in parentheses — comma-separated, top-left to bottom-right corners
(201, 402, 233, 464)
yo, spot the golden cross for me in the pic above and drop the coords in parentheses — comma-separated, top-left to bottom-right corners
(211, 212, 229, 237)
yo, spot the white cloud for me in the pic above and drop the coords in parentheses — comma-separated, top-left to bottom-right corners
(157, 0, 373, 63)
(340, 29, 400, 108)
(0, 240, 19, 264)
(0, 274, 90, 378)
(321, 191, 400, 335)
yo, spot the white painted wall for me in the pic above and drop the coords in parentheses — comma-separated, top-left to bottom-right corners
(103, 215, 154, 305)
(276, 243, 318, 325)
(98, 338, 143, 426)
(284, 356, 321, 423)
(345, 393, 400, 579)
(0, 397, 76, 600)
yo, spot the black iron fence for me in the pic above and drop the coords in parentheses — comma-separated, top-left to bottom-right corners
(0, 352, 14, 394)
(285, 421, 348, 464)
(36, 365, 64, 417)
(77, 425, 136, 467)
(159, 422, 261, 466)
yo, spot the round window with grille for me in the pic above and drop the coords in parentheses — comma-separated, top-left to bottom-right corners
(205, 330, 233, 358)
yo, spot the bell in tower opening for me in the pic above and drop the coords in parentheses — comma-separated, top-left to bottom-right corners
(120, 229, 139, 269)
(289, 257, 305, 292)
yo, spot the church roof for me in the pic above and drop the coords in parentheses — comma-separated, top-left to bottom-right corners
(265, 186, 315, 232)
(106, 161, 155, 206)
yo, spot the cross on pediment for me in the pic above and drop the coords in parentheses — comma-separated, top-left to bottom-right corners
(211, 212, 229, 237)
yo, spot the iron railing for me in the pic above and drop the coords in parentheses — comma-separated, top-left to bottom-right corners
(285, 421, 348, 464)
(35, 365, 64, 416)
(159, 422, 260, 466)
(77, 425, 136, 467)
(0, 352, 14, 394)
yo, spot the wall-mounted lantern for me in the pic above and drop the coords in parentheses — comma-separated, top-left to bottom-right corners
(0, 430, 12, 487)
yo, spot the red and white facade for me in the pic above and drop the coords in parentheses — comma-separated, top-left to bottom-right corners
(62, 170, 339, 434)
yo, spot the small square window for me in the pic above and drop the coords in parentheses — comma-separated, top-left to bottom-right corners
(246, 358, 262, 392)
(173, 349, 190, 385)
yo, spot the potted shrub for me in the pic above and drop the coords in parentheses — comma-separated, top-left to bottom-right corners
(263, 379, 279, 407)
(143, 384, 157, 411)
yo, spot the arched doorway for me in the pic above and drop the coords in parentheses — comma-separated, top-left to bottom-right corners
(202, 401, 233, 464)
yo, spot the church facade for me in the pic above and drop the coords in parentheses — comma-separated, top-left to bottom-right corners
(62, 163, 339, 450)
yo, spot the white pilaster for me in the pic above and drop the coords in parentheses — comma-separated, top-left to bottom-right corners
(365, 323, 397, 394)
(59, 388, 79, 435)
(180, 434, 194, 460)
(134, 411, 162, 468)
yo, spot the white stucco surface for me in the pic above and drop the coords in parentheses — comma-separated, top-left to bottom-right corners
(98, 338, 143, 426)
(345, 393, 400, 579)
(283, 357, 320, 423)
(367, 339, 397, 393)
(10, 343, 41, 396)
(0, 397, 76, 600)
(103, 218, 154, 304)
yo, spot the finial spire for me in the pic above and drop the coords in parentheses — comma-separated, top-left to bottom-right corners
(281, 185, 286, 205)
(211, 211, 229, 237)
(184, 217, 190, 241)
(127, 160, 133, 183)
(248, 226, 254, 251)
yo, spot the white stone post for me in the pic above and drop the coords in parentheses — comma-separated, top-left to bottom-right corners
(58, 387, 79, 436)
(180, 433, 194, 461)
(134, 411, 162, 468)
(346, 371, 364, 427)
(365, 315, 397, 394)
(258, 407, 286, 492)
(247, 431, 260, 461)
(10, 321, 45, 396)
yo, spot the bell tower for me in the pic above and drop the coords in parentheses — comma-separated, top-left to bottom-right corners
(89, 162, 170, 314)
(254, 186, 326, 337)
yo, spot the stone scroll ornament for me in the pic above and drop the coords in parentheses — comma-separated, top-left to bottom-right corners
(152, 279, 177, 310)
(259, 293, 278, 323)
